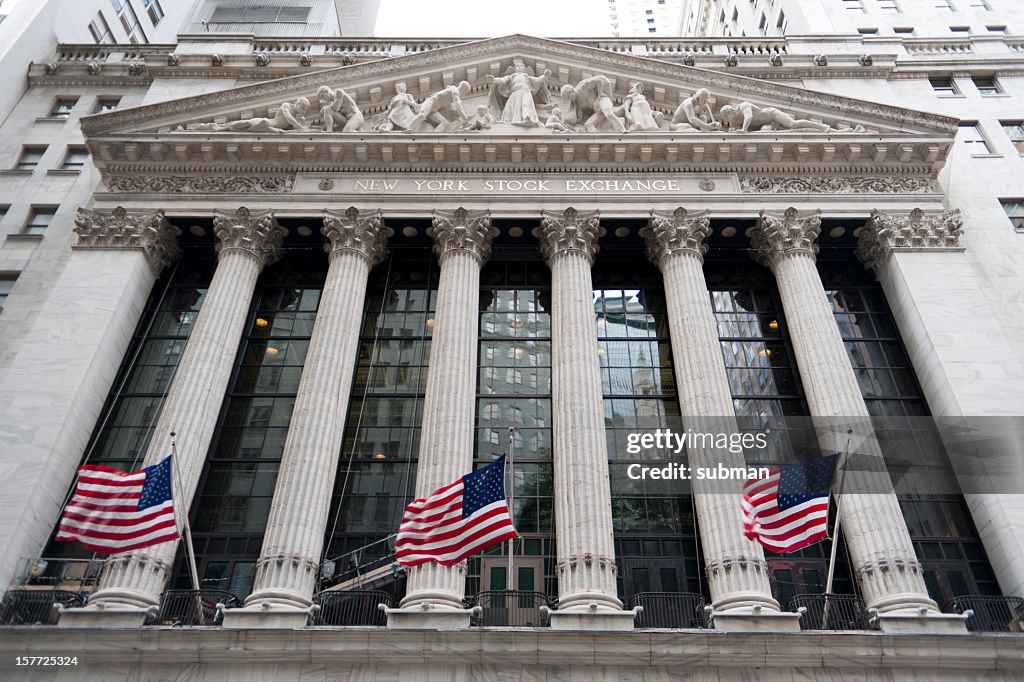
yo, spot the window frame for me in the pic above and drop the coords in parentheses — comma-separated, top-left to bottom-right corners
(929, 76, 959, 95)
(1000, 199, 1024, 231)
(1000, 120, 1024, 154)
(23, 206, 57, 236)
(93, 97, 122, 113)
(88, 12, 115, 44)
(49, 97, 78, 119)
(972, 76, 1002, 95)
(0, 274, 17, 308)
(60, 146, 90, 172)
(142, 0, 164, 26)
(959, 122, 994, 155)
(15, 146, 47, 171)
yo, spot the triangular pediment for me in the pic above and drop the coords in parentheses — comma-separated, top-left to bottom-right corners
(80, 34, 958, 176)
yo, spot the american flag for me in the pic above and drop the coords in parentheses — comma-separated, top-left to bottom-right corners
(396, 454, 517, 566)
(55, 456, 179, 554)
(741, 454, 839, 554)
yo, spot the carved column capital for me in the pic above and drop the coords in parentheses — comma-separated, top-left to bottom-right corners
(751, 207, 822, 269)
(322, 207, 389, 267)
(857, 208, 964, 273)
(73, 206, 181, 274)
(213, 207, 285, 268)
(538, 208, 601, 266)
(644, 207, 712, 267)
(428, 207, 494, 264)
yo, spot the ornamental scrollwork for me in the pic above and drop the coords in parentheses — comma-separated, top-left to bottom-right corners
(105, 175, 294, 194)
(538, 208, 601, 265)
(741, 176, 936, 194)
(428, 207, 494, 264)
(74, 206, 181, 273)
(644, 207, 712, 266)
(750, 207, 822, 268)
(212, 207, 285, 268)
(857, 208, 964, 272)
(322, 207, 389, 266)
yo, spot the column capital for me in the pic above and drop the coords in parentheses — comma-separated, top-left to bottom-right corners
(428, 207, 494, 264)
(751, 207, 821, 269)
(644, 207, 712, 267)
(538, 208, 601, 266)
(857, 208, 964, 273)
(73, 206, 181, 274)
(322, 207, 389, 266)
(213, 207, 285, 268)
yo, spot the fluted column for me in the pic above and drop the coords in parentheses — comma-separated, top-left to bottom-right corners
(645, 208, 794, 631)
(395, 208, 493, 620)
(538, 208, 633, 630)
(751, 208, 965, 634)
(62, 208, 284, 627)
(224, 208, 388, 628)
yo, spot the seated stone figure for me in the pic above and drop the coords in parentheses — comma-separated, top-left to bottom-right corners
(718, 101, 832, 132)
(669, 88, 720, 132)
(621, 82, 663, 132)
(186, 97, 312, 133)
(316, 85, 364, 132)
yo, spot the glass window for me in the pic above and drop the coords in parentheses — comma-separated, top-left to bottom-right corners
(49, 98, 78, 119)
(94, 97, 121, 113)
(843, 0, 864, 13)
(987, 25, 1007, 33)
(88, 12, 114, 44)
(209, 6, 312, 23)
(950, 25, 970, 34)
(894, 27, 914, 35)
(777, 10, 787, 32)
(878, 0, 899, 12)
(1000, 200, 1024, 230)
(969, 0, 989, 8)
(972, 76, 1001, 94)
(929, 76, 957, 94)
(15, 147, 46, 171)
(0, 275, 16, 306)
(934, 0, 953, 9)
(142, 0, 163, 25)
(61, 147, 89, 171)
(1001, 121, 1024, 154)
(111, 0, 148, 43)
(24, 207, 56, 235)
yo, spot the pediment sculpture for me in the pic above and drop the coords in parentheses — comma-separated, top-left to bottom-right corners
(180, 66, 874, 136)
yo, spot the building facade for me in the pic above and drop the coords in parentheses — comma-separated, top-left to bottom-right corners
(0, 21, 1023, 682)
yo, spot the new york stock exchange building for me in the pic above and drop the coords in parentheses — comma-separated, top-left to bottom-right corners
(1, 29, 1024, 681)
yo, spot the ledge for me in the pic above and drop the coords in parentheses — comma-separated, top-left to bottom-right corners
(0, 170, 35, 177)
(3, 234, 44, 243)
(46, 169, 83, 176)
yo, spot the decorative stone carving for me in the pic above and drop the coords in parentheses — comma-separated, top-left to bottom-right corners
(212, 207, 285, 267)
(724, 55, 738, 67)
(186, 97, 312, 132)
(544, 107, 571, 132)
(682, 53, 697, 66)
(299, 52, 314, 67)
(44, 63, 60, 75)
(405, 81, 472, 133)
(254, 52, 271, 67)
(670, 88, 720, 132)
(560, 75, 626, 133)
(340, 54, 355, 66)
(644, 207, 712, 265)
(621, 82, 663, 132)
(322, 207, 389, 266)
(127, 60, 147, 76)
(858, 54, 874, 66)
(316, 86, 363, 132)
(741, 176, 936, 194)
(211, 54, 224, 67)
(166, 53, 181, 66)
(538, 208, 601, 265)
(699, 179, 716, 192)
(318, 179, 335, 191)
(486, 58, 550, 128)
(813, 54, 829, 67)
(467, 105, 494, 130)
(86, 61, 101, 75)
(106, 175, 294, 194)
(750, 207, 822, 268)
(380, 82, 419, 131)
(857, 208, 964, 272)
(74, 206, 181, 273)
(720, 101, 832, 132)
(768, 54, 783, 67)
(428, 208, 494, 263)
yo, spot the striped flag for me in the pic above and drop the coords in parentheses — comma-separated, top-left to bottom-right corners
(741, 454, 839, 554)
(396, 454, 517, 567)
(55, 456, 179, 554)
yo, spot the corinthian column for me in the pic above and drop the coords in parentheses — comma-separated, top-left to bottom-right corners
(224, 208, 388, 629)
(60, 207, 284, 628)
(388, 208, 493, 630)
(751, 207, 966, 634)
(538, 208, 634, 631)
(645, 208, 797, 632)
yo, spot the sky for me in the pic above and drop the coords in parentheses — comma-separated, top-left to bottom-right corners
(374, 0, 609, 38)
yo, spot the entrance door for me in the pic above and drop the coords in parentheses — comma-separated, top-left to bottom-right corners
(480, 556, 544, 625)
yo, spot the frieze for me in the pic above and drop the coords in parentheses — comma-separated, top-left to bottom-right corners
(105, 175, 294, 194)
(740, 176, 936, 194)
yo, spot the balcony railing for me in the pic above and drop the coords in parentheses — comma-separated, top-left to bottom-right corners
(947, 595, 1024, 632)
(313, 590, 393, 626)
(631, 592, 708, 629)
(150, 589, 241, 626)
(0, 589, 85, 625)
(12, 557, 105, 593)
(788, 594, 872, 631)
(471, 590, 551, 627)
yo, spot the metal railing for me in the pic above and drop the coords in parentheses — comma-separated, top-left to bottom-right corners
(150, 589, 240, 626)
(313, 590, 393, 626)
(631, 592, 708, 629)
(472, 591, 551, 627)
(947, 595, 1024, 632)
(12, 557, 105, 593)
(788, 594, 871, 631)
(0, 589, 85, 625)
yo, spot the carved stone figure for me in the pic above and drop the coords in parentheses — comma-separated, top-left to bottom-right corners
(560, 75, 626, 133)
(468, 105, 494, 131)
(383, 82, 420, 131)
(621, 82, 663, 132)
(718, 101, 831, 132)
(669, 88, 720, 132)
(316, 85, 364, 132)
(404, 81, 472, 133)
(186, 97, 312, 133)
(486, 58, 550, 128)
(544, 107, 572, 133)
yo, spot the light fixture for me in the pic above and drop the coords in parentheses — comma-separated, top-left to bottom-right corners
(255, 317, 269, 328)
(426, 318, 435, 328)
(597, 347, 606, 357)
(265, 346, 280, 356)
(373, 453, 387, 459)
(402, 226, 418, 237)
(768, 320, 779, 331)
(614, 227, 630, 238)
(758, 348, 773, 358)
(297, 225, 313, 237)
(190, 225, 207, 237)
(513, 347, 525, 358)
(511, 319, 525, 329)
(829, 226, 846, 238)
(721, 226, 737, 238)
(508, 226, 524, 238)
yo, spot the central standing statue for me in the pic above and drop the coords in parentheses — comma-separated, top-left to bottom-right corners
(486, 58, 551, 128)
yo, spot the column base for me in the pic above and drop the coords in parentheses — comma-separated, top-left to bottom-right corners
(875, 609, 970, 634)
(384, 603, 473, 630)
(547, 605, 638, 631)
(221, 603, 312, 629)
(711, 607, 802, 633)
(56, 603, 154, 628)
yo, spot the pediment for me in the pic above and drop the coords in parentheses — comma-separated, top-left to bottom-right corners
(81, 34, 958, 176)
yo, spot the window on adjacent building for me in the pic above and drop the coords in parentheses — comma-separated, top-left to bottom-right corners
(1001, 121, 1024, 153)
(959, 123, 992, 154)
(0, 275, 17, 307)
(648, 26, 656, 32)
(15, 147, 46, 171)
(88, 12, 114, 44)
(950, 25, 971, 34)
(111, 0, 148, 44)
(61, 147, 89, 171)
(929, 76, 958, 94)
(878, 0, 899, 12)
(142, 0, 164, 25)
(973, 76, 1001, 94)
(49, 98, 78, 119)
(987, 25, 1007, 34)
(843, 0, 865, 12)
(1001, 200, 1024, 230)
(93, 97, 121, 113)
(969, 0, 990, 9)
(23, 207, 56, 236)
(647, 16, 655, 23)
(934, 0, 953, 9)
(859, 27, 879, 34)
(894, 27, 914, 35)
(209, 5, 312, 23)
(759, 13, 767, 34)
(777, 10, 787, 33)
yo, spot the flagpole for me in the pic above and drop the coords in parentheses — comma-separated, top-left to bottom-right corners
(170, 432, 204, 623)
(822, 428, 853, 629)
(507, 426, 516, 593)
